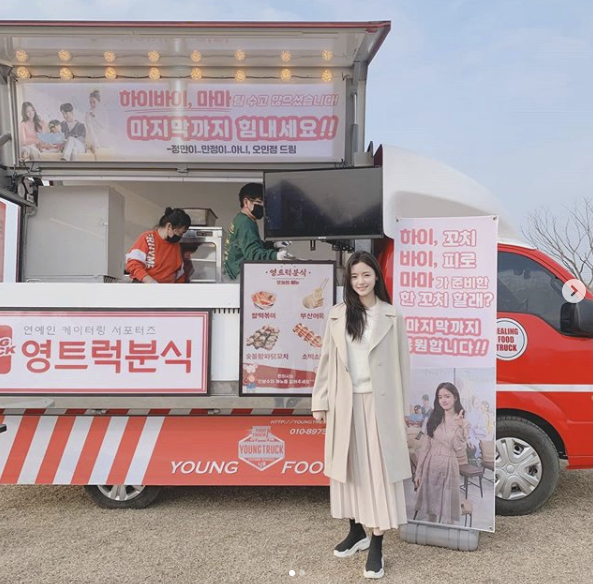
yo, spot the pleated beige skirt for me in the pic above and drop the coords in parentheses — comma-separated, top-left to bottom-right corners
(330, 393, 408, 531)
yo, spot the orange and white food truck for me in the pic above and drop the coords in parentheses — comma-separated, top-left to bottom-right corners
(0, 20, 591, 515)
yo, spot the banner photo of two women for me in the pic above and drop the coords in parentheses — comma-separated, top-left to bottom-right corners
(394, 215, 498, 532)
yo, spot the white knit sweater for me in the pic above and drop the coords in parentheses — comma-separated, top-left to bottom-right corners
(346, 303, 378, 394)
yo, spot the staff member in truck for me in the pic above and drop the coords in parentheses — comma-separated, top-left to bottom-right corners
(223, 183, 291, 280)
(126, 207, 191, 283)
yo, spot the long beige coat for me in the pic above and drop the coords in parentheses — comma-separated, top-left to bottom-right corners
(312, 300, 412, 484)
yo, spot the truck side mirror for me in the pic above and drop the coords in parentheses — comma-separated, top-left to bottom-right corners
(561, 299, 593, 338)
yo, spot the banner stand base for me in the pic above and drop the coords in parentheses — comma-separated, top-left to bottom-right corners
(399, 520, 480, 552)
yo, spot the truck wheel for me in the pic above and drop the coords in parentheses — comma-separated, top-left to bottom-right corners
(83, 485, 162, 509)
(495, 416, 560, 516)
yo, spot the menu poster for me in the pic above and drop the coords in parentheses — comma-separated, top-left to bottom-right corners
(240, 261, 335, 396)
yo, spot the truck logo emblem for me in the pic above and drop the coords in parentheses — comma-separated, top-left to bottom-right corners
(0, 326, 15, 374)
(238, 426, 285, 471)
(496, 318, 528, 361)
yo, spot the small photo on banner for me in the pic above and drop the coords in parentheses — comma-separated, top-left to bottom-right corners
(404, 367, 496, 532)
(394, 215, 498, 533)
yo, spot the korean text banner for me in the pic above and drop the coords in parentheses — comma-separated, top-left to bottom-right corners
(0, 310, 209, 394)
(394, 216, 498, 369)
(394, 217, 498, 533)
(15, 81, 346, 163)
(241, 261, 334, 395)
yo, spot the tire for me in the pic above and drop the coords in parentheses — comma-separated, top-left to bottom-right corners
(495, 416, 560, 516)
(83, 485, 162, 509)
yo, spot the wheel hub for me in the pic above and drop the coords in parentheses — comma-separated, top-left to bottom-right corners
(495, 436, 543, 501)
(97, 484, 146, 502)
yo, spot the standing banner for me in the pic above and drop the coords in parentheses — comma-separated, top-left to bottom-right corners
(0, 309, 210, 394)
(0, 198, 19, 283)
(15, 81, 346, 163)
(394, 216, 498, 532)
(240, 261, 335, 396)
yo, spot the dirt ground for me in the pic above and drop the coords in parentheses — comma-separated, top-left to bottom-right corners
(0, 466, 591, 584)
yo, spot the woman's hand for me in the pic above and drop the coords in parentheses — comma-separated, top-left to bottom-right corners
(455, 409, 465, 428)
(312, 410, 326, 424)
(414, 476, 421, 489)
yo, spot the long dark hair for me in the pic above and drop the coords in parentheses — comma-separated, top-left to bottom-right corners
(158, 207, 191, 229)
(21, 101, 43, 132)
(344, 251, 391, 341)
(426, 382, 462, 438)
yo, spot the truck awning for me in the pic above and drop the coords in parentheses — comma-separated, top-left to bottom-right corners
(0, 20, 390, 69)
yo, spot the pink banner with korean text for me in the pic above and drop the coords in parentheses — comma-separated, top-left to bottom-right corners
(240, 261, 335, 396)
(15, 81, 346, 163)
(0, 309, 210, 394)
(394, 216, 498, 533)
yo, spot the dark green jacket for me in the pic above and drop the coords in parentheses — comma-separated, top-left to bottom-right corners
(223, 212, 277, 279)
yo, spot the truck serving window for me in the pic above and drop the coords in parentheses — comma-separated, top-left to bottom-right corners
(497, 251, 565, 331)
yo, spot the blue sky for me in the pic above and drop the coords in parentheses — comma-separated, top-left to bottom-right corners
(1, 0, 591, 228)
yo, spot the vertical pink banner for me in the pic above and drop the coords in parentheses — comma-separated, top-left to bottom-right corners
(394, 216, 498, 533)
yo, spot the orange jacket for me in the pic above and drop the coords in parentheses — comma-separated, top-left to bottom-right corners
(126, 230, 186, 283)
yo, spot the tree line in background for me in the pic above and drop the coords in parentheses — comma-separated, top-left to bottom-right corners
(523, 197, 593, 292)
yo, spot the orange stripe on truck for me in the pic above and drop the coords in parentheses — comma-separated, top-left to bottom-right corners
(35, 416, 77, 484)
(71, 417, 110, 485)
(107, 417, 147, 485)
(0, 416, 40, 483)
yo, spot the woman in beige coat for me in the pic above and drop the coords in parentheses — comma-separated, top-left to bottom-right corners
(312, 251, 411, 580)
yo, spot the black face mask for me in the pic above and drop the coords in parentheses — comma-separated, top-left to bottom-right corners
(166, 234, 182, 243)
(251, 203, 264, 220)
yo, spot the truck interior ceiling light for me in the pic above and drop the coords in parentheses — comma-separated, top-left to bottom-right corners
(15, 50, 29, 62)
(235, 49, 246, 61)
(281, 50, 291, 62)
(148, 67, 161, 80)
(59, 67, 73, 80)
(235, 69, 246, 81)
(104, 51, 116, 63)
(148, 51, 160, 63)
(190, 50, 202, 63)
(321, 68, 333, 82)
(16, 66, 31, 79)
(280, 68, 292, 81)
(58, 49, 72, 62)
(190, 67, 203, 80)
(105, 67, 117, 80)
(322, 49, 333, 61)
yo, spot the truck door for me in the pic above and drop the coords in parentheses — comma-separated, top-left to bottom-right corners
(497, 247, 593, 384)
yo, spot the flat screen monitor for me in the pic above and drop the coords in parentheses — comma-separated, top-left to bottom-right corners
(263, 167, 383, 240)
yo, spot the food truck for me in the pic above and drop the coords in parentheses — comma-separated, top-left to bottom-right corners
(0, 20, 592, 515)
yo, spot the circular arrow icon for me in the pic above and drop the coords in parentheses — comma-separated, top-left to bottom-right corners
(562, 279, 587, 304)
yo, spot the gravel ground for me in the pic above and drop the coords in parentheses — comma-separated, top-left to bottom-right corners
(0, 466, 591, 584)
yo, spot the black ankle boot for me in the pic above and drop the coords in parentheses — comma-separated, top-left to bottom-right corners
(333, 519, 370, 558)
(364, 534, 384, 579)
